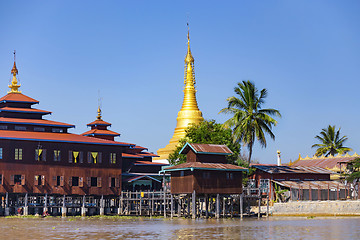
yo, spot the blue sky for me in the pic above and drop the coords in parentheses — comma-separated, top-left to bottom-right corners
(0, 1, 359, 164)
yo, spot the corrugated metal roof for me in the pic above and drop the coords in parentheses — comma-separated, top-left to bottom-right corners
(272, 180, 347, 190)
(252, 165, 334, 175)
(291, 156, 356, 170)
(163, 162, 247, 172)
(179, 142, 233, 155)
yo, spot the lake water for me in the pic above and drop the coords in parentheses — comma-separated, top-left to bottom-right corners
(0, 216, 359, 239)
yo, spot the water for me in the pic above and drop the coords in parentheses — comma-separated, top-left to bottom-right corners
(0, 216, 359, 239)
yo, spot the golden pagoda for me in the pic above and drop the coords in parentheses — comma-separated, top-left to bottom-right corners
(154, 26, 204, 162)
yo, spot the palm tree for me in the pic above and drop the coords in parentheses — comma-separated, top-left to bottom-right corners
(220, 80, 281, 164)
(312, 125, 352, 157)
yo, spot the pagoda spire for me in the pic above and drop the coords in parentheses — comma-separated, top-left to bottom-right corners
(97, 106, 102, 120)
(155, 24, 203, 162)
(8, 50, 21, 93)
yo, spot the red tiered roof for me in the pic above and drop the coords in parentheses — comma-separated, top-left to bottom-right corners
(0, 130, 132, 146)
(82, 129, 120, 137)
(0, 93, 39, 104)
(0, 117, 74, 128)
(0, 107, 51, 114)
(87, 119, 111, 126)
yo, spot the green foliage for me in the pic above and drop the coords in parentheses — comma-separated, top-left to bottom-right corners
(311, 125, 352, 157)
(345, 157, 360, 183)
(220, 80, 281, 164)
(168, 120, 243, 165)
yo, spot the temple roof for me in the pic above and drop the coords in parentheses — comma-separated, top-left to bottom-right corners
(0, 130, 132, 146)
(0, 117, 74, 128)
(122, 153, 144, 159)
(179, 143, 233, 155)
(82, 129, 120, 137)
(0, 93, 39, 104)
(87, 119, 111, 127)
(0, 107, 51, 115)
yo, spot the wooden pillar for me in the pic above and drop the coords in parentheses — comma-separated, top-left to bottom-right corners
(62, 195, 66, 217)
(43, 194, 48, 214)
(318, 185, 321, 201)
(192, 190, 196, 219)
(118, 193, 123, 215)
(240, 193, 243, 219)
(170, 194, 174, 219)
(266, 196, 270, 217)
(81, 195, 86, 217)
(140, 192, 142, 216)
(23, 193, 28, 216)
(163, 190, 166, 218)
(230, 197, 234, 218)
(215, 194, 220, 219)
(328, 183, 330, 200)
(177, 195, 181, 217)
(222, 196, 225, 218)
(100, 195, 105, 216)
(309, 184, 312, 201)
(258, 195, 261, 218)
(187, 194, 190, 218)
(205, 194, 209, 219)
(337, 184, 339, 200)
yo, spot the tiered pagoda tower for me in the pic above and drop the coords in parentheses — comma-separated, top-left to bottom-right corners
(82, 107, 120, 141)
(154, 27, 203, 163)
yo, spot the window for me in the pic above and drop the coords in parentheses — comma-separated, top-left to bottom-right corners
(109, 177, 119, 188)
(0, 148, 2, 159)
(180, 171, 184, 177)
(52, 128, 63, 133)
(34, 127, 45, 132)
(87, 177, 102, 187)
(110, 153, 116, 164)
(90, 177, 98, 187)
(54, 150, 61, 162)
(88, 152, 100, 164)
(15, 148, 23, 160)
(226, 172, 234, 180)
(35, 149, 46, 161)
(53, 176, 64, 187)
(203, 172, 210, 179)
(11, 174, 25, 185)
(71, 177, 79, 187)
(15, 126, 26, 131)
(69, 151, 83, 163)
(34, 175, 45, 186)
(0, 174, 2, 185)
(0, 125, 8, 130)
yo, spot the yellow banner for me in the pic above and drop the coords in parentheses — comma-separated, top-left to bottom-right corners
(91, 152, 98, 163)
(37, 149, 43, 156)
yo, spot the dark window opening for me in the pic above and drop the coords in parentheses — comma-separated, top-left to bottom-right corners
(111, 177, 116, 187)
(34, 127, 45, 132)
(0, 174, 2, 185)
(91, 177, 98, 187)
(15, 126, 26, 131)
(14, 174, 22, 184)
(72, 177, 79, 187)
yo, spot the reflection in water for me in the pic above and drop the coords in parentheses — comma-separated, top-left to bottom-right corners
(0, 217, 359, 239)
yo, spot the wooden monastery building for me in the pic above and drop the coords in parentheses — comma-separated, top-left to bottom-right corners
(0, 57, 165, 202)
(162, 143, 247, 195)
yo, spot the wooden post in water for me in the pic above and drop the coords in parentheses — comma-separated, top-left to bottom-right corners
(192, 190, 196, 219)
(170, 194, 174, 219)
(140, 192, 142, 216)
(187, 194, 190, 218)
(215, 194, 220, 219)
(222, 196, 225, 218)
(177, 195, 181, 217)
(205, 194, 209, 219)
(258, 195, 261, 218)
(62, 195, 66, 217)
(24, 193, 28, 216)
(240, 193, 243, 219)
(266, 196, 269, 217)
(118, 193, 122, 215)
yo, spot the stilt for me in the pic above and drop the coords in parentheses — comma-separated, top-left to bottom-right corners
(177, 195, 181, 217)
(192, 190, 196, 219)
(266, 196, 269, 217)
(222, 196, 225, 218)
(23, 193, 28, 216)
(187, 195, 190, 218)
(216, 194, 220, 219)
(140, 192, 142, 216)
(230, 197, 234, 218)
(171, 194, 174, 219)
(100, 195, 105, 216)
(62, 195, 66, 217)
(258, 196, 261, 218)
(43, 194, 48, 214)
(81, 195, 86, 217)
(205, 194, 209, 219)
(240, 193, 243, 219)
(118, 193, 122, 215)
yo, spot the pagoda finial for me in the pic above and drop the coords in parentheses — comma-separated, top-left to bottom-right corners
(185, 23, 194, 64)
(97, 106, 102, 120)
(8, 50, 21, 93)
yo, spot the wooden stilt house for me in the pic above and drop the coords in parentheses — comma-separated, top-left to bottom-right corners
(162, 143, 247, 194)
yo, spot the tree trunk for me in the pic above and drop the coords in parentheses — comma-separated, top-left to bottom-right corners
(248, 142, 253, 165)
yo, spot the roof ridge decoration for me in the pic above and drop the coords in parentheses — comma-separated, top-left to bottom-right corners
(8, 50, 21, 93)
(353, 152, 359, 157)
(344, 153, 351, 157)
(303, 155, 311, 160)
